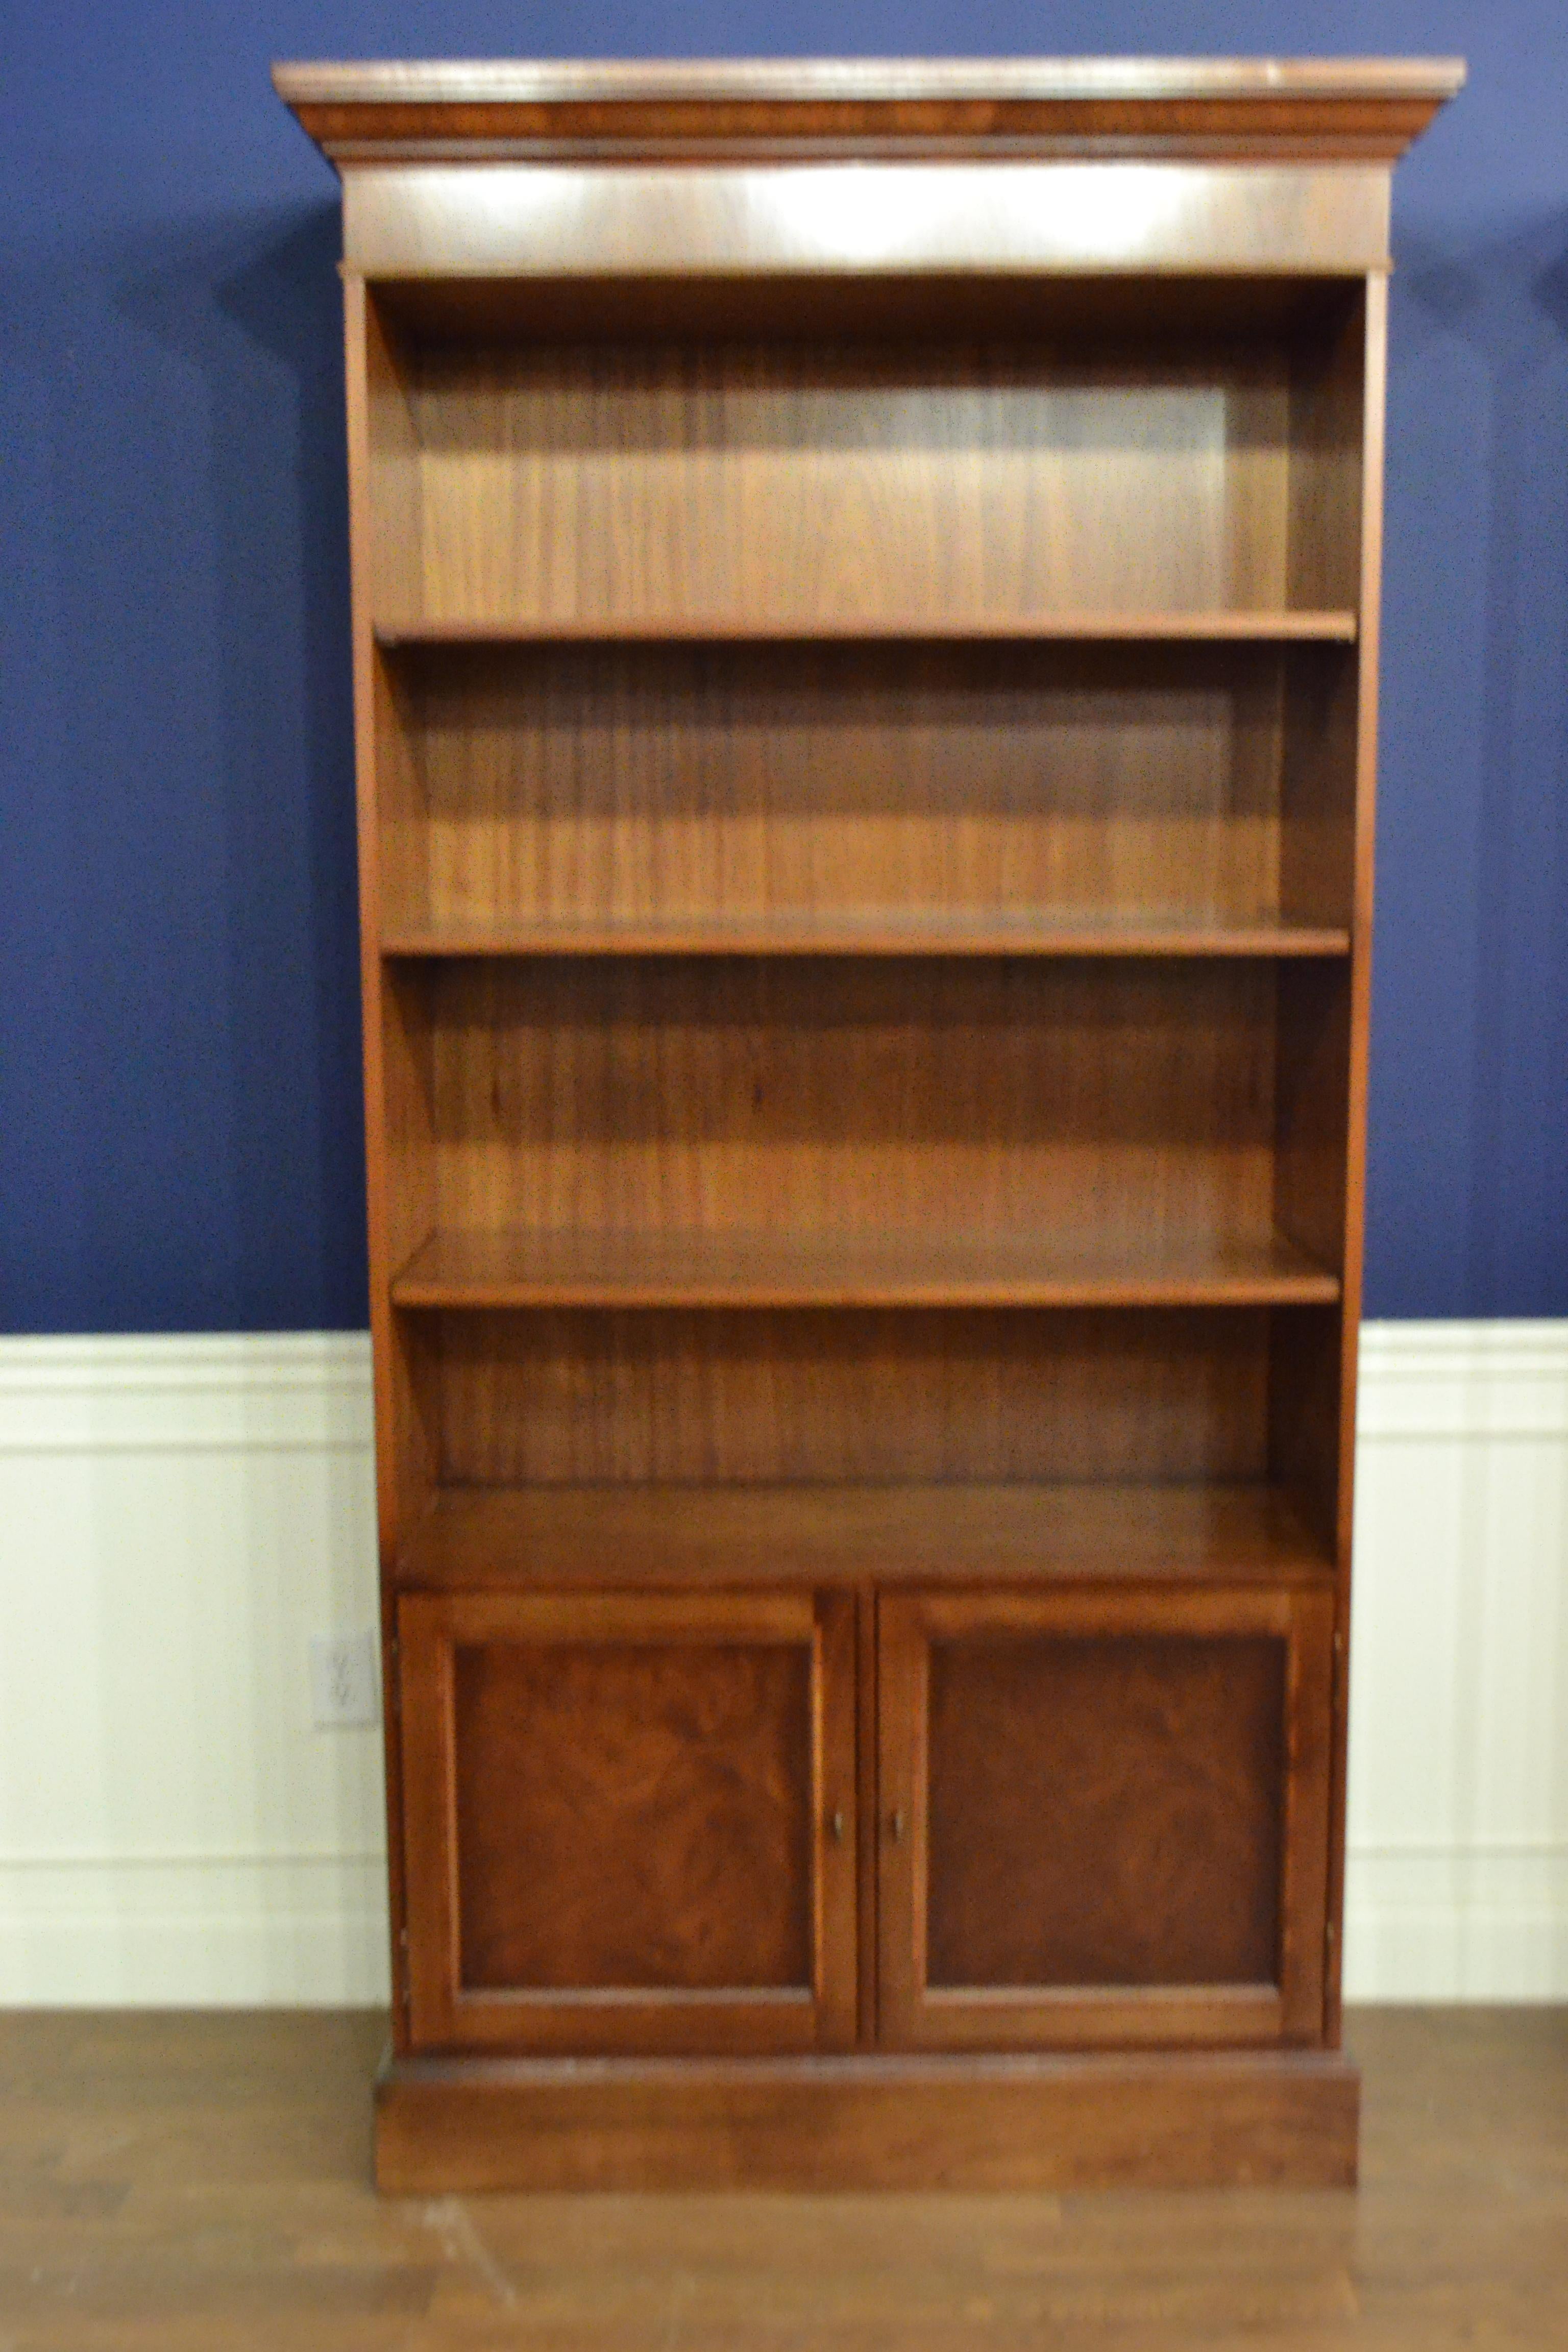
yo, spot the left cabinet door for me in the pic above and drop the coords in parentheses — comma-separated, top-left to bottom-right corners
(398, 1586, 859, 2054)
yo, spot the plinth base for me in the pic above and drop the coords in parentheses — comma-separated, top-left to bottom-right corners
(374, 2045, 1359, 2193)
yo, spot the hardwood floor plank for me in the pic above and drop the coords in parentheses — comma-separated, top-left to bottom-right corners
(0, 2009, 1562, 2348)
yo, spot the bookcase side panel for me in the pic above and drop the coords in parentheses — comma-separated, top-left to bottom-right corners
(1325, 270, 1391, 2040)
(346, 278, 422, 2055)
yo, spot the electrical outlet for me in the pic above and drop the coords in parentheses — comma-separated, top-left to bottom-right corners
(309, 1631, 380, 1728)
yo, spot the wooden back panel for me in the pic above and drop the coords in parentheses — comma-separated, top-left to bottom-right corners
(361, 303, 1367, 633)
(414, 954, 1281, 1244)
(380, 639, 1342, 933)
(421, 1303, 1275, 1487)
(402, 340, 1290, 626)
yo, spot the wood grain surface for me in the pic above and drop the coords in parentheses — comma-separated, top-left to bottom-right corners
(11, 2005, 1568, 2338)
(409, 1304, 1286, 1488)
(394, 1479, 1335, 1589)
(398, 1587, 858, 2055)
(375, 335, 1346, 633)
(391, 1225, 1340, 1310)
(395, 953, 1315, 1263)
(375, 2043, 1360, 2192)
(365, 271, 1365, 349)
(451, 1638, 815, 1992)
(377, 636, 1356, 941)
(384, 914, 1353, 955)
(341, 163, 1398, 281)
(876, 1584, 1334, 2052)
(923, 1629, 1287, 1988)
(274, 54, 1465, 169)
(298, 51, 1462, 2160)
(1325, 264, 1393, 2045)
(375, 611, 1361, 642)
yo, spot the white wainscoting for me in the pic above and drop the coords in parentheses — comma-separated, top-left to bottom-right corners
(0, 1336, 389, 2004)
(1347, 1323, 1568, 1998)
(0, 1324, 1563, 2005)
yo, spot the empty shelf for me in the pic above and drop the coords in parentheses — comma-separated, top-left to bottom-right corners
(395, 1480, 1336, 1589)
(382, 911, 1353, 960)
(374, 610, 1359, 647)
(391, 1226, 1342, 1310)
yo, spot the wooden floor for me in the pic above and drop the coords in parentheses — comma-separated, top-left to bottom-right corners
(1, 2008, 1564, 2348)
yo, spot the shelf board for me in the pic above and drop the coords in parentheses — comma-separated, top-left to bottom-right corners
(382, 912, 1352, 960)
(374, 611, 1358, 649)
(396, 1480, 1335, 1590)
(390, 1227, 1341, 1310)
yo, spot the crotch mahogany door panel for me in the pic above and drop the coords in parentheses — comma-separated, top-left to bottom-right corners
(876, 1584, 1335, 2049)
(398, 1586, 858, 2053)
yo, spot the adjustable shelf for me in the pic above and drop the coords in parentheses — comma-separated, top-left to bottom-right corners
(381, 913, 1353, 960)
(390, 1225, 1341, 1310)
(375, 611, 1360, 647)
(395, 1480, 1336, 1590)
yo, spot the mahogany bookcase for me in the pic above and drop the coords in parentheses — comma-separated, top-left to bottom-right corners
(276, 56, 1462, 2191)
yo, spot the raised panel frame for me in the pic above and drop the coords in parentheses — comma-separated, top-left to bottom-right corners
(399, 1585, 858, 2053)
(876, 1581, 1335, 2049)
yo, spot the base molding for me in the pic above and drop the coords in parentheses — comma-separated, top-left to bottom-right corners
(374, 2045, 1360, 2192)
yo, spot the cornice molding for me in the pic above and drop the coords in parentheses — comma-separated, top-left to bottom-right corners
(274, 56, 1466, 169)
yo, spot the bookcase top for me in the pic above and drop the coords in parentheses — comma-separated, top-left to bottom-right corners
(274, 56, 1465, 167)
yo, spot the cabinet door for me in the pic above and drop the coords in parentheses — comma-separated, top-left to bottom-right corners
(877, 1585, 1334, 2049)
(400, 1587, 857, 2054)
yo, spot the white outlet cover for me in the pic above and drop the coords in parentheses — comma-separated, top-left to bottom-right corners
(309, 1631, 380, 1728)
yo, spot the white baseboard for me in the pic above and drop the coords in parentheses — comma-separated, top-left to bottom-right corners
(0, 1323, 1563, 2006)
(0, 1855, 390, 2005)
(1343, 1848, 1568, 2000)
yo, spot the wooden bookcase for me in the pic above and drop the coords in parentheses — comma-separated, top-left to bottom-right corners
(276, 55, 1462, 2190)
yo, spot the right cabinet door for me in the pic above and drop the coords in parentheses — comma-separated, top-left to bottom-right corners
(877, 1584, 1335, 2049)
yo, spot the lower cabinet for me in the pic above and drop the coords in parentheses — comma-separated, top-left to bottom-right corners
(877, 1585, 1336, 2048)
(397, 1587, 859, 2052)
(397, 1579, 1335, 2058)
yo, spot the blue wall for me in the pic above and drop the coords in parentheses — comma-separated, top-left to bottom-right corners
(2, 3, 1563, 1331)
